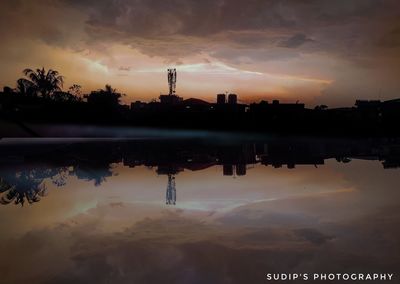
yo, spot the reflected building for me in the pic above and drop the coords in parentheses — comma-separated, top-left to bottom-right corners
(223, 164, 233, 176)
(0, 137, 400, 206)
(236, 164, 246, 176)
(223, 164, 247, 176)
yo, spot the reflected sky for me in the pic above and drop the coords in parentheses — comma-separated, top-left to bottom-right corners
(0, 138, 399, 283)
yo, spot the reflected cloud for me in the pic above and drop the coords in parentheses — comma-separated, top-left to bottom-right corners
(0, 137, 399, 208)
(0, 137, 399, 283)
(1, 201, 399, 284)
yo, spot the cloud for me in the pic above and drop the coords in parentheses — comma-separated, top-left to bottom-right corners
(378, 27, 400, 48)
(279, 33, 313, 48)
(118, 66, 131, 71)
(1, 202, 399, 283)
(1, 0, 400, 104)
(0, 159, 400, 282)
(3, 0, 400, 64)
(293, 228, 333, 245)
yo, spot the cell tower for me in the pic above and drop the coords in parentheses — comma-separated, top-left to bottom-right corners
(166, 174, 176, 205)
(167, 68, 177, 96)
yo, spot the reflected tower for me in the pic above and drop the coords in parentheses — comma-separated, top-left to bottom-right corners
(157, 165, 181, 206)
(166, 174, 176, 205)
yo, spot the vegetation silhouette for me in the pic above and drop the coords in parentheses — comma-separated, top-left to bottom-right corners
(0, 177, 46, 206)
(86, 84, 125, 107)
(0, 137, 399, 206)
(1, 66, 400, 136)
(20, 68, 64, 98)
(0, 142, 118, 206)
(0, 162, 114, 206)
(0, 167, 69, 206)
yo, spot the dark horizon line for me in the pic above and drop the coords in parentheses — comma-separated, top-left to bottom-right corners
(1, 66, 397, 109)
(3, 84, 399, 110)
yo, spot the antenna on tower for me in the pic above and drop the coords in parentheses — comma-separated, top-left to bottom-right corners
(167, 68, 177, 96)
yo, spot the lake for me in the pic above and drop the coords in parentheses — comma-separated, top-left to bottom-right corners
(0, 135, 399, 283)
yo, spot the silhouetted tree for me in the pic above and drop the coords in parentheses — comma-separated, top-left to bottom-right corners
(52, 91, 78, 103)
(2, 86, 14, 94)
(20, 67, 64, 98)
(85, 84, 124, 106)
(68, 84, 83, 101)
(16, 78, 36, 97)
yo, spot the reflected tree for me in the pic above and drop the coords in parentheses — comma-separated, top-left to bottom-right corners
(0, 174, 47, 206)
(0, 167, 70, 206)
(71, 163, 114, 186)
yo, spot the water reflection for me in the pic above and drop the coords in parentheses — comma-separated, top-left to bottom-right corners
(0, 137, 399, 206)
(0, 166, 68, 205)
(0, 137, 399, 283)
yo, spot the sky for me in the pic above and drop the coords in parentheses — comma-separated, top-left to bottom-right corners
(1, 0, 400, 106)
(1, 160, 400, 283)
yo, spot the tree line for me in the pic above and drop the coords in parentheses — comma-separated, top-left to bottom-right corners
(2, 67, 125, 106)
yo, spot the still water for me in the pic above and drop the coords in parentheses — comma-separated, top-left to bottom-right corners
(0, 136, 399, 283)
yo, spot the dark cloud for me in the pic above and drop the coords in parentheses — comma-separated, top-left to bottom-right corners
(65, 0, 394, 35)
(378, 27, 400, 48)
(53, 0, 400, 61)
(1, 205, 399, 284)
(1, 0, 400, 104)
(293, 228, 333, 245)
(279, 33, 313, 48)
(2, 0, 400, 63)
(218, 208, 319, 227)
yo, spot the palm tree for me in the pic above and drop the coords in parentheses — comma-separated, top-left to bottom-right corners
(21, 67, 64, 98)
(16, 78, 36, 97)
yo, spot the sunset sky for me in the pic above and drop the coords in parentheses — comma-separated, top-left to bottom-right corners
(1, 0, 400, 106)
